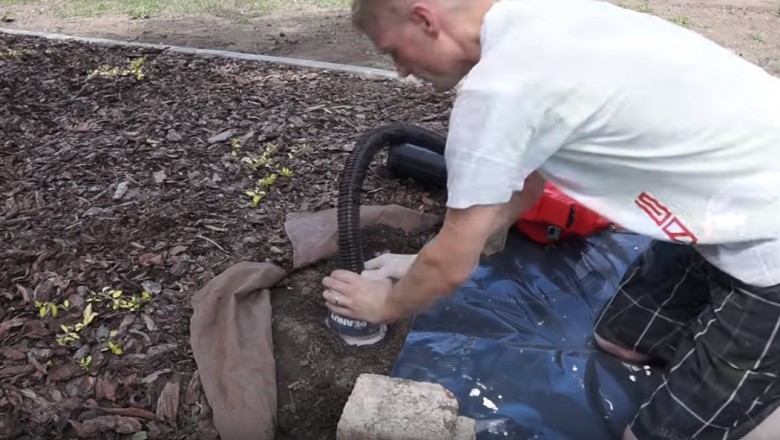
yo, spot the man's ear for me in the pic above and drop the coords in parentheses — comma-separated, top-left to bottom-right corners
(409, 3, 440, 37)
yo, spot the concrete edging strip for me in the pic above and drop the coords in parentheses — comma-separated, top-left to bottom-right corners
(0, 27, 401, 79)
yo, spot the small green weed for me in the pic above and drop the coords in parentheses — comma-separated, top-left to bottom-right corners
(56, 303, 98, 346)
(0, 48, 33, 59)
(88, 56, 147, 80)
(237, 142, 304, 208)
(670, 16, 691, 27)
(750, 32, 767, 43)
(230, 137, 241, 156)
(618, 1, 653, 14)
(78, 355, 92, 370)
(36, 299, 70, 318)
(87, 287, 153, 312)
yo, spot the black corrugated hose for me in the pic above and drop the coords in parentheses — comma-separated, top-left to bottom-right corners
(327, 122, 446, 344)
(337, 122, 446, 273)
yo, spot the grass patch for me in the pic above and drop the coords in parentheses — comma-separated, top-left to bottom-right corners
(0, 0, 351, 19)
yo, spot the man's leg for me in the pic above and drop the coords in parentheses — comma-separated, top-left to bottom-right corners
(594, 240, 710, 366)
(624, 259, 780, 440)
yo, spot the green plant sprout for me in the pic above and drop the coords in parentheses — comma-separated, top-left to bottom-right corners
(241, 144, 279, 171)
(88, 287, 152, 311)
(106, 330, 123, 356)
(87, 56, 147, 80)
(56, 303, 98, 346)
(0, 48, 29, 59)
(79, 355, 92, 370)
(259, 173, 278, 187)
(230, 137, 241, 156)
(245, 188, 267, 207)
(36, 299, 70, 318)
(238, 142, 298, 207)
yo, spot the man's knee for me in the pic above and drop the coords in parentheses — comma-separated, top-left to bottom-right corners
(594, 331, 650, 363)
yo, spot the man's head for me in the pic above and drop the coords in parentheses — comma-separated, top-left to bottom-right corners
(352, 0, 493, 91)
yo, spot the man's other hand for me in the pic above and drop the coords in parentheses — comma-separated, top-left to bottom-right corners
(361, 253, 418, 281)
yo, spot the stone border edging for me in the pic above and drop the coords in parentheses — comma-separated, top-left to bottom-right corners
(0, 27, 402, 80)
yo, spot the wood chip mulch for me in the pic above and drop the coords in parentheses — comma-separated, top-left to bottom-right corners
(1, 33, 453, 440)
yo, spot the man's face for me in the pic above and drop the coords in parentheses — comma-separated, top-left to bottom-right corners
(368, 6, 470, 91)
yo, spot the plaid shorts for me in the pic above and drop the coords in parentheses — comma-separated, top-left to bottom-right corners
(595, 240, 780, 440)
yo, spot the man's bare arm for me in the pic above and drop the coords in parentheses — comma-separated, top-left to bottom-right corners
(381, 172, 545, 321)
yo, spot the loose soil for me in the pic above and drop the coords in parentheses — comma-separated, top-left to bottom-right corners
(273, 224, 438, 440)
(0, 32, 450, 440)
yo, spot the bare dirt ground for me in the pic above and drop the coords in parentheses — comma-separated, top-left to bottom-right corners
(0, 5, 393, 69)
(0, 0, 779, 73)
(0, 1, 779, 440)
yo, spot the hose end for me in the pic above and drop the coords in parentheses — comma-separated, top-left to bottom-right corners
(325, 312, 387, 346)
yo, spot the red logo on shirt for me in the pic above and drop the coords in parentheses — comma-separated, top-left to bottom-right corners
(634, 192, 698, 245)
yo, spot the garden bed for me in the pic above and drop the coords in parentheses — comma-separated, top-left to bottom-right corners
(0, 33, 450, 439)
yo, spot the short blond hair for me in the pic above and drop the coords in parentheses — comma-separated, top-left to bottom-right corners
(350, 0, 408, 31)
(351, 0, 463, 31)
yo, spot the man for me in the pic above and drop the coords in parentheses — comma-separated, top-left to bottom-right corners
(321, 0, 780, 438)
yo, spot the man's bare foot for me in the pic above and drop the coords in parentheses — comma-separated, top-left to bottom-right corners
(623, 426, 639, 440)
(594, 332, 650, 364)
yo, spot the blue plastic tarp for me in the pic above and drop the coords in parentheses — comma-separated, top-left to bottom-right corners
(390, 231, 665, 440)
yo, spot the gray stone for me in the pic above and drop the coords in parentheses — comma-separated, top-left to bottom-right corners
(112, 181, 129, 200)
(454, 416, 476, 440)
(207, 129, 238, 144)
(337, 374, 475, 440)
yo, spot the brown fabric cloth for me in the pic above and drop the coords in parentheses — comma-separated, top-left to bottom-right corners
(190, 261, 286, 440)
(284, 204, 442, 270)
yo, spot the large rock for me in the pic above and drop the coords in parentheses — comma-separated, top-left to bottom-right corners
(337, 374, 476, 440)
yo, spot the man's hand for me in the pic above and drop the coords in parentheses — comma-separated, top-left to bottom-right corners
(322, 270, 394, 323)
(322, 171, 545, 323)
(381, 171, 546, 319)
(320, 253, 415, 323)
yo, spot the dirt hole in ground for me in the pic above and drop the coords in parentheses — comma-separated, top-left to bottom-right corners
(271, 224, 437, 440)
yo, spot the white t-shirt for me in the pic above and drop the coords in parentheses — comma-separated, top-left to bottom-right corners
(445, 0, 780, 287)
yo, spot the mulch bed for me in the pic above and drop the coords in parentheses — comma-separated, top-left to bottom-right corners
(0, 33, 452, 439)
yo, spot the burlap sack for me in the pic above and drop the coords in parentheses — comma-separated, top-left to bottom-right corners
(190, 261, 286, 440)
(283, 204, 442, 269)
